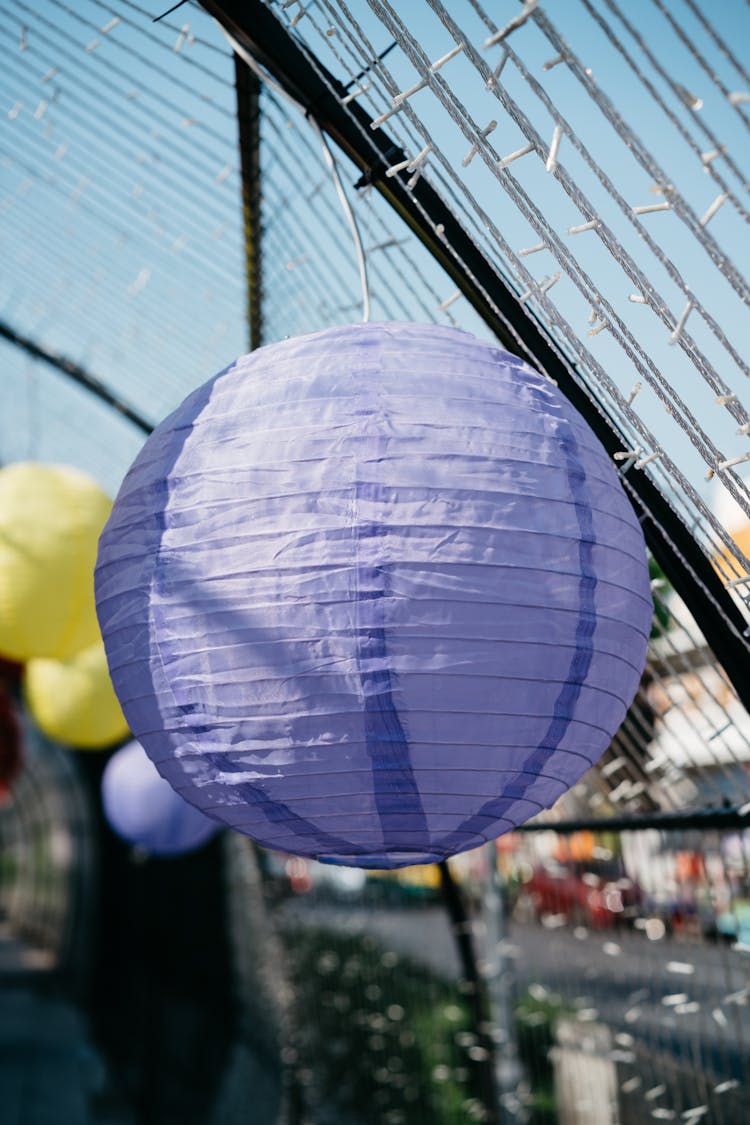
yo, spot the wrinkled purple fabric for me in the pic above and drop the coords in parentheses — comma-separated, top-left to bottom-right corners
(102, 739, 217, 856)
(95, 323, 651, 869)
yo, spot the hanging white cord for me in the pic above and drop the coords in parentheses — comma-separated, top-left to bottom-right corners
(217, 23, 372, 323)
(307, 117, 372, 323)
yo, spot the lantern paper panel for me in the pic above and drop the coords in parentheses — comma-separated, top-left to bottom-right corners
(95, 323, 652, 869)
(101, 740, 218, 856)
(24, 640, 129, 750)
(0, 462, 111, 662)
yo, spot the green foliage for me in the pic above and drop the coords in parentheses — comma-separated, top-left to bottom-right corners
(514, 988, 569, 1125)
(282, 925, 489, 1124)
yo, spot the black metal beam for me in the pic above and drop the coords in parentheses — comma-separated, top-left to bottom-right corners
(518, 805, 750, 834)
(234, 59, 264, 351)
(200, 0, 750, 715)
(0, 318, 152, 435)
(438, 861, 501, 1125)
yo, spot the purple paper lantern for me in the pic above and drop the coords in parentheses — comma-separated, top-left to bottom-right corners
(102, 739, 218, 856)
(95, 323, 651, 869)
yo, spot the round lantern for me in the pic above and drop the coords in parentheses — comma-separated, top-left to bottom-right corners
(95, 323, 652, 869)
(23, 640, 129, 749)
(102, 739, 218, 856)
(0, 462, 111, 662)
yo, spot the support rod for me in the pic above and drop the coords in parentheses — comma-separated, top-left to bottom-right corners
(439, 860, 501, 1125)
(517, 804, 750, 834)
(234, 59, 264, 351)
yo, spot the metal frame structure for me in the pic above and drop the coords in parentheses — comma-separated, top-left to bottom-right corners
(1, 318, 152, 436)
(201, 0, 750, 717)
(234, 61, 264, 352)
(517, 803, 750, 835)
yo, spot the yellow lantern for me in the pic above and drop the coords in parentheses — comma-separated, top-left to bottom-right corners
(23, 640, 129, 749)
(0, 462, 112, 661)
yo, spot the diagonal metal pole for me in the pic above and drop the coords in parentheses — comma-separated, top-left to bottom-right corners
(201, 0, 750, 715)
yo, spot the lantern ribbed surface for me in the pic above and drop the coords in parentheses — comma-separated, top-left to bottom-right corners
(95, 323, 651, 869)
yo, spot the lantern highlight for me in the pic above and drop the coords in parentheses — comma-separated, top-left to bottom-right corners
(101, 739, 218, 856)
(95, 323, 652, 869)
(24, 640, 129, 749)
(0, 462, 111, 662)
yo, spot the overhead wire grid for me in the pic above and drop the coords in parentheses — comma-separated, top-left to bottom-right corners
(267, 0, 750, 575)
(1, 0, 242, 489)
(266, 2, 746, 571)
(0, 0, 484, 494)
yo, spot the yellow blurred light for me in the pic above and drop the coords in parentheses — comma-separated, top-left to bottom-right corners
(0, 462, 112, 661)
(23, 640, 129, 749)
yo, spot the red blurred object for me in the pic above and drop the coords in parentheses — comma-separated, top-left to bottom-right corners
(285, 856, 313, 894)
(675, 850, 705, 884)
(526, 858, 642, 929)
(0, 683, 23, 801)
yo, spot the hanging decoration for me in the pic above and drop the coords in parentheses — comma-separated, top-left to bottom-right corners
(95, 323, 652, 869)
(0, 462, 111, 662)
(23, 640, 129, 750)
(101, 739, 218, 856)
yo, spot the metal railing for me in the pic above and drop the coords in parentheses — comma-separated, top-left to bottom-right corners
(0, 723, 93, 985)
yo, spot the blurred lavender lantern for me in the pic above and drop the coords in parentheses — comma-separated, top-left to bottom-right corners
(102, 740, 218, 856)
(95, 323, 651, 869)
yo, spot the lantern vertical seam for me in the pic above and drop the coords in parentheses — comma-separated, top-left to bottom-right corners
(434, 417, 598, 852)
(352, 338, 429, 856)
